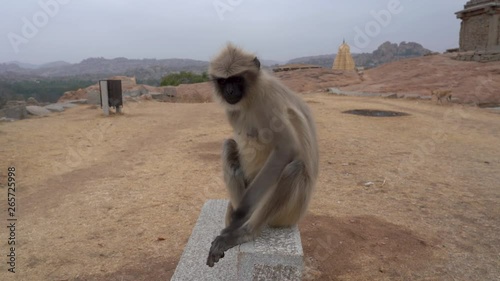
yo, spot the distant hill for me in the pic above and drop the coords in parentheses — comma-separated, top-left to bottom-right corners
(355, 41, 433, 68)
(3, 60, 72, 70)
(0, 42, 432, 104)
(287, 55, 335, 68)
(39, 61, 72, 69)
(0, 63, 30, 75)
(287, 41, 433, 69)
(0, 41, 430, 81)
(0, 57, 210, 82)
(5, 61, 40, 69)
(0, 57, 212, 104)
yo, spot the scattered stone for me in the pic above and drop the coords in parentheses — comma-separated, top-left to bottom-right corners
(384, 93, 398, 99)
(487, 107, 500, 114)
(59, 103, 78, 109)
(328, 88, 386, 97)
(402, 93, 421, 100)
(0, 101, 28, 120)
(66, 99, 88, 104)
(0, 117, 16, 122)
(139, 94, 153, 101)
(124, 88, 142, 97)
(26, 97, 39, 106)
(151, 93, 172, 102)
(26, 105, 51, 116)
(44, 104, 65, 112)
(124, 96, 139, 102)
(328, 88, 343, 95)
(151, 87, 177, 102)
(162, 86, 177, 97)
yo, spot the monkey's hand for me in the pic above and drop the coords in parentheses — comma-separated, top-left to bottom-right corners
(206, 235, 229, 267)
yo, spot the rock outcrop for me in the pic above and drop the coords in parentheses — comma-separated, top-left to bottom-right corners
(340, 54, 500, 104)
(26, 106, 51, 116)
(26, 97, 39, 106)
(0, 101, 28, 120)
(44, 104, 65, 112)
(58, 76, 213, 103)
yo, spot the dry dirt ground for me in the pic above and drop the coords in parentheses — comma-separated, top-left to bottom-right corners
(0, 95, 499, 281)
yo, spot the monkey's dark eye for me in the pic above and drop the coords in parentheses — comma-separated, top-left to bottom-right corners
(217, 78, 226, 85)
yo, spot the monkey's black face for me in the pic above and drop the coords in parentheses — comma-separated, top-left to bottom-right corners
(214, 76, 246, 105)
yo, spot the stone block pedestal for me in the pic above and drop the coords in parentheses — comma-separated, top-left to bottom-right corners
(171, 200, 304, 281)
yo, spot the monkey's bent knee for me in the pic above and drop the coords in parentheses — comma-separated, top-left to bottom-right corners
(282, 160, 306, 177)
(223, 139, 238, 151)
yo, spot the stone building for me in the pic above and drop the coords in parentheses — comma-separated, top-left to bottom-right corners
(456, 0, 500, 51)
(332, 40, 356, 70)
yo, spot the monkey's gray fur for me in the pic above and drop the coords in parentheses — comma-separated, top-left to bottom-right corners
(206, 43, 319, 267)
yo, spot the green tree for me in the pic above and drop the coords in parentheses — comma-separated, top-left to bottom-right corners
(160, 71, 210, 86)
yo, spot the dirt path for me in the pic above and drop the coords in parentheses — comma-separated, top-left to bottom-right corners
(0, 95, 498, 280)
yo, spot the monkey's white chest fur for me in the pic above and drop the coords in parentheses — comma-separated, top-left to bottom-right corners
(228, 107, 273, 182)
(232, 121, 273, 183)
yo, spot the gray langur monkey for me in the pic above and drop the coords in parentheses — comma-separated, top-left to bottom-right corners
(206, 43, 319, 267)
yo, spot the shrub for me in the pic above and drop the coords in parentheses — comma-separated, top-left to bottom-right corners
(160, 71, 209, 86)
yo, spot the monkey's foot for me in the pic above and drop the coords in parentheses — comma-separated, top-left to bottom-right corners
(206, 235, 229, 267)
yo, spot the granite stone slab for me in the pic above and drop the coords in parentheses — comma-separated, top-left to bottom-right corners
(171, 200, 304, 281)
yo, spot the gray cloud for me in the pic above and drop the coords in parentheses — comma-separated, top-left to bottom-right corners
(1, 0, 464, 64)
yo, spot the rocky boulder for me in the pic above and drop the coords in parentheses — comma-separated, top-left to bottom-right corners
(26, 105, 51, 116)
(0, 117, 16, 122)
(0, 101, 28, 120)
(150, 86, 185, 102)
(44, 104, 65, 112)
(59, 103, 78, 109)
(175, 83, 212, 103)
(57, 76, 214, 104)
(66, 99, 88, 104)
(27, 97, 39, 106)
(108, 76, 137, 87)
(59, 87, 90, 102)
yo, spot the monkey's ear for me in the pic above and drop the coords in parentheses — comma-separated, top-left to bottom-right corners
(253, 57, 261, 69)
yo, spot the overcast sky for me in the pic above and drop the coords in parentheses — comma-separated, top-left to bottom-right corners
(1, 0, 465, 64)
